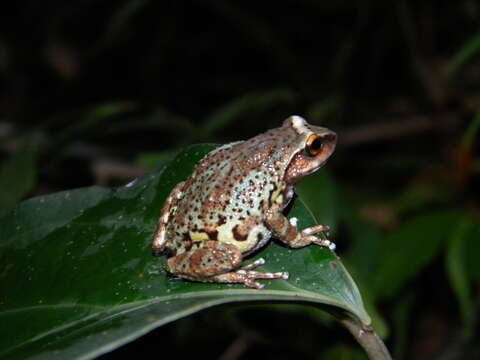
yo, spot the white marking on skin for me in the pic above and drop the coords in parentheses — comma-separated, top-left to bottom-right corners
(290, 115, 310, 134)
(289, 217, 298, 227)
(281, 272, 289, 279)
(329, 242, 336, 251)
(162, 211, 169, 222)
(153, 230, 166, 248)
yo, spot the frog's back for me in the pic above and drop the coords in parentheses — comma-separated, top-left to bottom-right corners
(166, 145, 263, 253)
(165, 127, 291, 252)
(165, 124, 305, 255)
(155, 116, 338, 289)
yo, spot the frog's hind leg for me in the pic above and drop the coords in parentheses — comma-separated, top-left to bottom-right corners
(167, 241, 242, 279)
(166, 241, 288, 289)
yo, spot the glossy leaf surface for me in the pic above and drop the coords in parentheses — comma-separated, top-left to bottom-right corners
(0, 144, 369, 360)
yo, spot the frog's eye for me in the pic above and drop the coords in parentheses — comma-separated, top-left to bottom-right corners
(306, 134, 323, 156)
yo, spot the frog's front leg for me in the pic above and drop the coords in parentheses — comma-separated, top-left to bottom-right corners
(265, 206, 335, 250)
(166, 241, 289, 289)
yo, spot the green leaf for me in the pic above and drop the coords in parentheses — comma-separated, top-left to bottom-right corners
(0, 144, 370, 360)
(135, 150, 179, 169)
(343, 265, 389, 339)
(461, 111, 480, 151)
(42, 102, 137, 156)
(340, 197, 384, 286)
(321, 344, 367, 360)
(338, 190, 389, 336)
(447, 32, 480, 77)
(394, 182, 455, 215)
(373, 210, 461, 300)
(0, 146, 37, 218)
(391, 292, 415, 360)
(297, 170, 338, 234)
(446, 216, 478, 338)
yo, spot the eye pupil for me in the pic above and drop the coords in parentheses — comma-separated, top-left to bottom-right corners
(311, 138, 321, 150)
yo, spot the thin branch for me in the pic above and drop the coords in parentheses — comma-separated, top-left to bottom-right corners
(340, 316, 393, 360)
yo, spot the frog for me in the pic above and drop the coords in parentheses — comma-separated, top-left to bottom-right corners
(152, 115, 337, 289)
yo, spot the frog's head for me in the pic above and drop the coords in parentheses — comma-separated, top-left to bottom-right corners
(283, 115, 337, 184)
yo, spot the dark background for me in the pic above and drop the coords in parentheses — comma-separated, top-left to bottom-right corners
(1, 1, 479, 359)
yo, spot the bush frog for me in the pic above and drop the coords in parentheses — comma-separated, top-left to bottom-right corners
(152, 115, 337, 289)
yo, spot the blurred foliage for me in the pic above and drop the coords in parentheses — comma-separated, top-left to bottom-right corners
(1, 0, 480, 359)
(0, 145, 36, 217)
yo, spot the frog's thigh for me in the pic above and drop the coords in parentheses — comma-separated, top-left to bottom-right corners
(166, 241, 243, 279)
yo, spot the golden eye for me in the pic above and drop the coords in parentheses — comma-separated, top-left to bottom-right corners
(306, 134, 323, 156)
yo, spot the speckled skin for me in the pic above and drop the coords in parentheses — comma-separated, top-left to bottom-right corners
(152, 116, 337, 289)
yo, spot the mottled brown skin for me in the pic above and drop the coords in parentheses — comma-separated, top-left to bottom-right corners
(152, 115, 337, 289)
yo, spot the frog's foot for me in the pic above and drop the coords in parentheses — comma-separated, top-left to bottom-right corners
(310, 237, 336, 251)
(211, 269, 289, 289)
